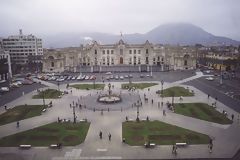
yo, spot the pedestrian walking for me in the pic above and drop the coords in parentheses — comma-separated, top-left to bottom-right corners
(16, 121, 20, 128)
(99, 131, 102, 139)
(151, 99, 153, 104)
(108, 133, 111, 141)
(172, 144, 175, 154)
(209, 143, 213, 153)
(163, 109, 166, 116)
(126, 116, 128, 121)
(4, 105, 7, 110)
(172, 144, 177, 154)
(231, 114, 234, 121)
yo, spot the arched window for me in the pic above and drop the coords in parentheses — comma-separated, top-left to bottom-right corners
(51, 62, 54, 67)
(48, 56, 54, 60)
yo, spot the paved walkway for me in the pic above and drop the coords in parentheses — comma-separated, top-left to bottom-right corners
(0, 71, 240, 160)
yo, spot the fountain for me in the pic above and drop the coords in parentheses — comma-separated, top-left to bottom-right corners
(97, 83, 121, 104)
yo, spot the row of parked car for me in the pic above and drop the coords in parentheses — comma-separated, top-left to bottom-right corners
(37, 74, 96, 82)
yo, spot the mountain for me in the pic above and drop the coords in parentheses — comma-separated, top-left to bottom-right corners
(42, 23, 240, 48)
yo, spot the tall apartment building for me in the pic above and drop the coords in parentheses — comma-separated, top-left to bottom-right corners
(0, 48, 12, 81)
(2, 29, 43, 65)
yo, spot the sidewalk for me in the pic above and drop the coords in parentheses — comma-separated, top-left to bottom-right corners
(0, 71, 239, 160)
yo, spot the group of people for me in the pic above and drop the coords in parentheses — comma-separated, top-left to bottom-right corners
(99, 131, 111, 141)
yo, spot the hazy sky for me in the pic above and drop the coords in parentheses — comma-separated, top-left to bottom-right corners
(0, 0, 240, 40)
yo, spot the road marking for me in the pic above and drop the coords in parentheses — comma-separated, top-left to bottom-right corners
(97, 148, 107, 152)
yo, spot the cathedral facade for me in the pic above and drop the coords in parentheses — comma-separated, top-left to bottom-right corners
(43, 40, 196, 73)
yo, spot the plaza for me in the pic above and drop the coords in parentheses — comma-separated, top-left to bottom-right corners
(0, 70, 239, 160)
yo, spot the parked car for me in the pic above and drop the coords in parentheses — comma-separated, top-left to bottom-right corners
(0, 87, 9, 92)
(124, 75, 129, 78)
(106, 72, 112, 75)
(0, 80, 6, 84)
(71, 76, 76, 80)
(85, 75, 90, 80)
(56, 78, 65, 82)
(120, 76, 124, 80)
(206, 77, 214, 81)
(115, 75, 119, 80)
(22, 79, 34, 85)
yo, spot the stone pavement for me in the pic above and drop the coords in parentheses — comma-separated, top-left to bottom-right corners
(0, 71, 240, 160)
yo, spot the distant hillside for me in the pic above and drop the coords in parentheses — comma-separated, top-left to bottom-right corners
(42, 23, 240, 48)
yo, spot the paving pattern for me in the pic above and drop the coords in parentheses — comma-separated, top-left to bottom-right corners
(0, 71, 239, 160)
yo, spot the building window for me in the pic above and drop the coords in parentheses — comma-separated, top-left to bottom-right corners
(111, 50, 114, 54)
(134, 50, 136, 54)
(162, 57, 164, 61)
(184, 60, 188, 66)
(51, 62, 54, 67)
(95, 50, 97, 55)
(146, 49, 148, 54)
(120, 49, 123, 55)
(129, 50, 132, 54)
(157, 56, 160, 61)
(146, 57, 149, 64)
(102, 50, 105, 54)
(138, 50, 141, 54)
(107, 50, 109, 54)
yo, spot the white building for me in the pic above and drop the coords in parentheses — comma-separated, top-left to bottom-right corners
(0, 49, 12, 80)
(2, 29, 43, 65)
(43, 40, 196, 73)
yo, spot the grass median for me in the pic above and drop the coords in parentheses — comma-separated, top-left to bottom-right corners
(0, 122, 90, 146)
(122, 121, 210, 146)
(70, 84, 105, 90)
(174, 103, 232, 124)
(0, 105, 45, 126)
(121, 83, 158, 90)
(157, 86, 194, 97)
(32, 89, 62, 99)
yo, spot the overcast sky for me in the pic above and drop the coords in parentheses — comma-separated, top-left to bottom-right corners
(0, 0, 240, 40)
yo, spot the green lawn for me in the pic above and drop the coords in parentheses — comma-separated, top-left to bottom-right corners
(122, 121, 210, 146)
(174, 103, 232, 124)
(0, 122, 90, 146)
(121, 83, 158, 89)
(32, 89, 62, 99)
(157, 86, 194, 97)
(0, 105, 45, 126)
(70, 84, 105, 90)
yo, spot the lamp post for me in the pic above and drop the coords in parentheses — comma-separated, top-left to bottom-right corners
(161, 80, 164, 102)
(93, 77, 96, 89)
(150, 65, 153, 77)
(42, 89, 46, 108)
(220, 55, 223, 85)
(57, 81, 60, 97)
(70, 103, 77, 123)
(136, 100, 140, 122)
(172, 92, 175, 106)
